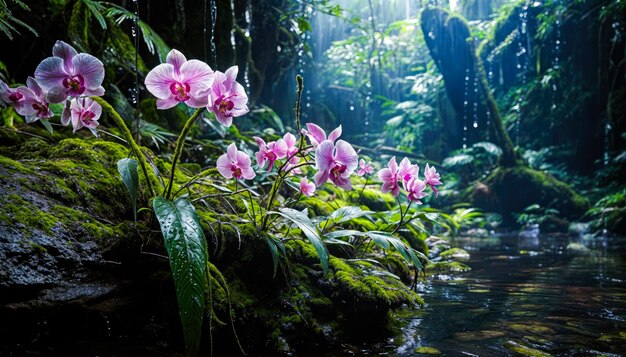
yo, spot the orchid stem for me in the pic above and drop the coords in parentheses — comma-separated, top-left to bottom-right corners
(165, 108, 204, 200)
(92, 96, 155, 197)
(356, 176, 369, 205)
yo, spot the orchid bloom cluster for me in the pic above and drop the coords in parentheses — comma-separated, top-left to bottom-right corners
(212, 122, 363, 198)
(144, 49, 248, 126)
(378, 157, 442, 204)
(0, 41, 105, 135)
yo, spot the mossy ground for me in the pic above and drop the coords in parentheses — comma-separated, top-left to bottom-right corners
(0, 136, 427, 355)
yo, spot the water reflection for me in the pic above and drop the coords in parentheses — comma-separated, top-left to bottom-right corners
(392, 233, 626, 356)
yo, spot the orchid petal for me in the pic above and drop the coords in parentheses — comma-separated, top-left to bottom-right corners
(387, 157, 398, 173)
(226, 143, 238, 162)
(215, 112, 233, 127)
(25, 77, 44, 98)
(180, 59, 213, 94)
(34, 57, 67, 94)
(52, 40, 78, 73)
(283, 133, 297, 148)
(156, 97, 180, 110)
(315, 140, 335, 171)
(71, 53, 104, 89)
(242, 166, 256, 180)
(314, 169, 329, 187)
(235, 151, 251, 168)
(334, 140, 358, 172)
(166, 49, 187, 75)
(145, 63, 176, 99)
(84, 86, 105, 97)
(216, 154, 232, 179)
(328, 125, 342, 142)
(273, 139, 288, 159)
(306, 123, 326, 144)
(185, 94, 209, 108)
(224, 66, 238, 88)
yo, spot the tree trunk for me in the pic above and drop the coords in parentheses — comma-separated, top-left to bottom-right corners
(421, 7, 518, 166)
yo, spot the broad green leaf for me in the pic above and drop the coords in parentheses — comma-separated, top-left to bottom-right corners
(153, 197, 207, 357)
(117, 158, 138, 221)
(365, 231, 426, 271)
(273, 208, 329, 274)
(328, 206, 374, 224)
(324, 229, 366, 239)
(365, 231, 392, 249)
(265, 234, 285, 277)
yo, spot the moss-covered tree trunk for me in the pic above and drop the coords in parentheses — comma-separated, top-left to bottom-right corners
(420, 7, 517, 167)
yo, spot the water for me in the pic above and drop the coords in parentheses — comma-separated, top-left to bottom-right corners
(390, 233, 626, 356)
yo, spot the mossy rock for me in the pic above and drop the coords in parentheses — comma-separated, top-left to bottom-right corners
(426, 261, 471, 273)
(438, 248, 470, 261)
(502, 340, 552, 357)
(414, 346, 441, 355)
(467, 166, 589, 225)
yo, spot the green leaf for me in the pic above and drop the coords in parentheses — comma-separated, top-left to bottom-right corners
(153, 197, 207, 357)
(328, 206, 374, 224)
(365, 231, 426, 271)
(273, 208, 329, 274)
(117, 158, 138, 221)
(39, 119, 53, 134)
(324, 229, 366, 239)
(264, 234, 285, 277)
(81, 0, 107, 29)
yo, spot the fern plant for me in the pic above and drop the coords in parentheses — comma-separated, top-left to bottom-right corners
(0, 0, 37, 40)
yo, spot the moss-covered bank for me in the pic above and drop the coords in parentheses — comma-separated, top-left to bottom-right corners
(467, 166, 589, 225)
(0, 137, 424, 356)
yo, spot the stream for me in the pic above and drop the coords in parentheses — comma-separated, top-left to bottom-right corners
(390, 231, 626, 356)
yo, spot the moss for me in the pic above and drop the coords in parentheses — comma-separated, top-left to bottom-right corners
(426, 261, 471, 273)
(355, 188, 395, 211)
(0, 194, 58, 233)
(328, 256, 424, 308)
(27, 241, 48, 254)
(468, 166, 589, 224)
(502, 340, 551, 357)
(438, 248, 470, 261)
(414, 346, 441, 355)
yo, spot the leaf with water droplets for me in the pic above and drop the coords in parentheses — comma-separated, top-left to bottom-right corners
(117, 158, 138, 221)
(153, 197, 207, 357)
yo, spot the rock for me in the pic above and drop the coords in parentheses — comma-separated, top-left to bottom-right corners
(503, 340, 551, 357)
(438, 248, 470, 261)
(414, 346, 441, 355)
(566, 242, 591, 256)
(453, 330, 506, 341)
(507, 323, 555, 335)
(468, 166, 589, 226)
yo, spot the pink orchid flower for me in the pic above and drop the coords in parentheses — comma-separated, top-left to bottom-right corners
(314, 139, 358, 190)
(303, 123, 342, 148)
(378, 157, 401, 196)
(69, 97, 101, 135)
(206, 66, 249, 127)
(283, 132, 300, 164)
(299, 177, 316, 197)
(397, 157, 419, 183)
(0, 79, 25, 107)
(378, 157, 419, 196)
(145, 49, 213, 110)
(403, 177, 428, 204)
(34, 40, 105, 103)
(13, 77, 53, 123)
(357, 159, 374, 176)
(216, 143, 256, 180)
(254, 136, 288, 172)
(424, 163, 443, 197)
